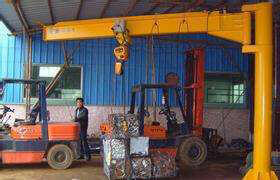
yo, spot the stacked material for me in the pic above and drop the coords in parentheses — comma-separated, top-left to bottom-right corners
(103, 138, 131, 179)
(103, 113, 177, 179)
(103, 114, 140, 180)
(151, 151, 178, 178)
(108, 114, 140, 138)
(130, 137, 151, 179)
(131, 157, 152, 179)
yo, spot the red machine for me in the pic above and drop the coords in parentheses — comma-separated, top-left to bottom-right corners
(185, 48, 205, 137)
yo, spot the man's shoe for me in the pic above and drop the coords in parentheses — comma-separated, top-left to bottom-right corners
(78, 156, 84, 160)
(86, 155, 91, 161)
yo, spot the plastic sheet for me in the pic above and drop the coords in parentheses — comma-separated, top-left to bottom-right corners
(108, 114, 140, 138)
(151, 151, 178, 178)
(130, 137, 149, 156)
(131, 157, 152, 179)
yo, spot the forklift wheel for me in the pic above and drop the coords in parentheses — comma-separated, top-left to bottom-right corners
(178, 136, 207, 167)
(47, 144, 74, 170)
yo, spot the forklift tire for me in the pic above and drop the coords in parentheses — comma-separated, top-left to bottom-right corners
(47, 144, 74, 170)
(178, 136, 207, 167)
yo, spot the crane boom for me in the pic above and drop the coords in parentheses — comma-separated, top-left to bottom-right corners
(43, 11, 251, 45)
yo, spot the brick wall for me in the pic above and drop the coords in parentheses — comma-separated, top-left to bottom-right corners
(4, 105, 250, 143)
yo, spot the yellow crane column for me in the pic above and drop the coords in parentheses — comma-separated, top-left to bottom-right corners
(242, 3, 277, 180)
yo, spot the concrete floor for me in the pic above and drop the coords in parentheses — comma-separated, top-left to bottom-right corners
(0, 155, 250, 180)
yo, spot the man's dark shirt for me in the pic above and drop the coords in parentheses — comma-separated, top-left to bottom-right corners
(74, 106, 89, 132)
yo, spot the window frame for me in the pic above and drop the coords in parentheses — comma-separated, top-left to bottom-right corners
(204, 72, 247, 109)
(23, 64, 83, 106)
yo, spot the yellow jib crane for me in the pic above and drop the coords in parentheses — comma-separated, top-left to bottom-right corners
(43, 2, 276, 180)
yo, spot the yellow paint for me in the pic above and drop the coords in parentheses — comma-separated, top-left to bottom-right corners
(43, 11, 251, 44)
(242, 3, 277, 180)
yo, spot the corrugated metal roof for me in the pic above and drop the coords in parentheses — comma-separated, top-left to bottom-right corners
(0, 0, 261, 33)
(20, 0, 52, 28)
(0, 0, 22, 32)
(105, 0, 131, 17)
(79, 0, 107, 19)
(51, 0, 81, 22)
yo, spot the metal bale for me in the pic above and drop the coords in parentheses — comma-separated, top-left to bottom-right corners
(130, 137, 149, 156)
(105, 159, 131, 180)
(108, 114, 127, 139)
(103, 138, 131, 179)
(131, 157, 152, 179)
(151, 151, 178, 178)
(126, 114, 140, 137)
(108, 114, 140, 139)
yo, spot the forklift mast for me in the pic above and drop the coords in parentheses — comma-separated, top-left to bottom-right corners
(0, 79, 48, 139)
(128, 83, 188, 136)
(0, 78, 80, 170)
(185, 49, 205, 137)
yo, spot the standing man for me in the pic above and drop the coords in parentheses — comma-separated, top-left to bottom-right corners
(75, 97, 91, 161)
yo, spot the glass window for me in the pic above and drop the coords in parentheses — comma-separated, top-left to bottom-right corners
(205, 73, 246, 105)
(29, 65, 82, 100)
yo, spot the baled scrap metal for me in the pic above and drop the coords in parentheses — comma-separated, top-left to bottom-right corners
(151, 151, 178, 178)
(126, 114, 140, 137)
(108, 114, 140, 138)
(130, 137, 149, 156)
(105, 158, 131, 180)
(131, 157, 152, 179)
(103, 138, 131, 179)
(103, 137, 128, 159)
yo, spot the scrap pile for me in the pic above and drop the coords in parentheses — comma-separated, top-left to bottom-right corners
(102, 114, 178, 180)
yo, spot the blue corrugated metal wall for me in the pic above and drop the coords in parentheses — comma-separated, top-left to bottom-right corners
(0, 23, 26, 104)
(1, 32, 251, 105)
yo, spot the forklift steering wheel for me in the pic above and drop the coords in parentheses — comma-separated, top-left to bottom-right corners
(4, 105, 14, 113)
(159, 109, 165, 115)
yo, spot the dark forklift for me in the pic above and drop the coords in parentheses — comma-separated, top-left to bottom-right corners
(128, 83, 208, 167)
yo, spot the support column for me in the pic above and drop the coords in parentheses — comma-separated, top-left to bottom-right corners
(25, 35, 32, 118)
(242, 2, 277, 180)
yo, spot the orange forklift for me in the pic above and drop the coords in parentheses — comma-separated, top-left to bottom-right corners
(0, 79, 80, 169)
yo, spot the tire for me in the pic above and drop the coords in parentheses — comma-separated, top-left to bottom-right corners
(178, 136, 207, 167)
(47, 144, 74, 170)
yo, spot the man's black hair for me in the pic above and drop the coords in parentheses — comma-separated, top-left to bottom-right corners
(76, 97, 84, 102)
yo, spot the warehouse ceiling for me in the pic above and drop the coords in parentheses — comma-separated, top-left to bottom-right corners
(0, 0, 274, 34)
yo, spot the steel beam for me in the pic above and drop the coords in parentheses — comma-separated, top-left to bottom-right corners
(181, 0, 204, 12)
(163, 4, 176, 14)
(11, 0, 29, 33)
(123, 0, 139, 16)
(145, 2, 160, 14)
(47, 0, 55, 24)
(100, 0, 111, 18)
(43, 11, 251, 45)
(25, 35, 32, 117)
(76, 0, 83, 20)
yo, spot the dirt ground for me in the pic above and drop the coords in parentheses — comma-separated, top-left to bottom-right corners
(0, 155, 254, 180)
